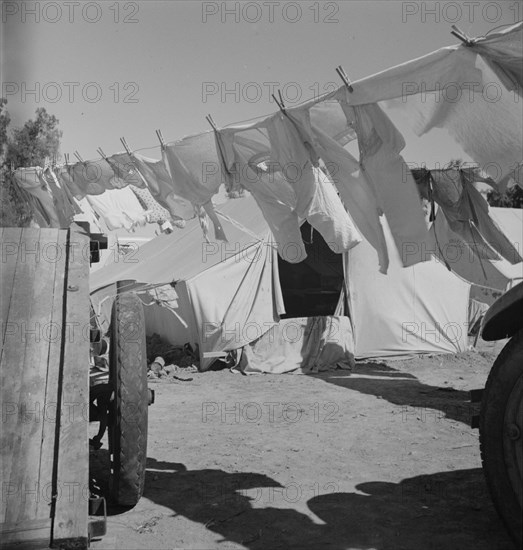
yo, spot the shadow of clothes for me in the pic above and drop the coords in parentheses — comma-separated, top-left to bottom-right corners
(307, 468, 514, 550)
(91, 455, 513, 549)
(143, 458, 327, 549)
(312, 361, 479, 426)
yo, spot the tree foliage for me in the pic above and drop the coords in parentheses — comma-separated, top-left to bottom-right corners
(0, 101, 63, 227)
(486, 184, 523, 209)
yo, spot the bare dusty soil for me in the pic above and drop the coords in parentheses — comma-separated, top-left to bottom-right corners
(90, 339, 516, 550)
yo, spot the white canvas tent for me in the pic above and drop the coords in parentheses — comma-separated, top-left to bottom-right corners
(90, 195, 521, 369)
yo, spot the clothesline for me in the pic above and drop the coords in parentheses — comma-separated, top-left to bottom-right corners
(10, 21, 522, 277)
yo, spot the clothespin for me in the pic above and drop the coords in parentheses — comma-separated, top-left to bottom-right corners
(206, 114, 218, 132)
(336, 65, 353, 92)
(120, 137, 132, 155)
(97, 147, 108, 160)
(450, 25, 472, 46)
(119, 137, 148, 187)
(155, 129, 166, 150)
(272, 91, 286, 112)
(64, 153, 70, 165)
(74, 151, 86, 165)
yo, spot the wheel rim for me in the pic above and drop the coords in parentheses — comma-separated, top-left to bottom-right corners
(503, 372, 523, 509)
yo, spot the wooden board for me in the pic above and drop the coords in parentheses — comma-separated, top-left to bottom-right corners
(0, 226, 90, 549)
(52, 224, 90, 548)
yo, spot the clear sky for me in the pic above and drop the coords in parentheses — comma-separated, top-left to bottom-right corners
(2, 1, 520, 165)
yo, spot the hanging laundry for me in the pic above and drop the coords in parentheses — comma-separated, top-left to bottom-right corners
(414, 168, 522, 265)
(335, 91, 429, 267)
(467, 21, 523, 96)
(427, 209, 513, 290)
(162, 131, 223, 204)
(217, 120, 306, 262)
(130, 153, 195, 221)
(286, 99, 389, 272)
(42, 167, 79, 226)
(107, 153, 146, 188)
(345, 41, 523, 185)
(130, 185, 178, 225)
(86, 186, 147, 231)
(162, 132, 228, 240)
(266, 112, 362, 254)
(13, 167, 61, 227)
(58, 161, 111, 199)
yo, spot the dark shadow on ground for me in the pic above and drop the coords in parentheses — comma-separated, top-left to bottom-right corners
(312, 361, 480, 426)
(90, 455, 513, 550)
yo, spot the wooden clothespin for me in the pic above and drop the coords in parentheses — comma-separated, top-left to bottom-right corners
(97, 147, 108, 160)
(206, 114, 218, 132)
(64, 153, 69, 165)
(336, 65, 353, 92)
(74, 151, 86, 165)
(119, 137, 148, 186)
(120, 137, 132, 155)
(272, 90, 286, 112)
(155, 129, 166, 150)
(450, 25, 473, 46)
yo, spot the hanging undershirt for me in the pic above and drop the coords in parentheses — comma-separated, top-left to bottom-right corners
(286, 102, 390, 272)
(336, 91, 429, 267)
(266, 112, 362, 254)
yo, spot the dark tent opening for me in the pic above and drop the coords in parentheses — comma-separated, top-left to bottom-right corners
(278, 222, 345, 319)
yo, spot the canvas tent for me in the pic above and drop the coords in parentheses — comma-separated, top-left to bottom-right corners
(90, 192, 522, 371)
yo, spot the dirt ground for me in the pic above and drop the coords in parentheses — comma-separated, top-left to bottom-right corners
(89, 338, 516, 550)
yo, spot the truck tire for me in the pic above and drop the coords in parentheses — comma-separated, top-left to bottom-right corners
(480, 329, 523, 548)
(108, 292, 148, 506)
